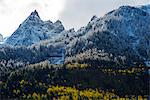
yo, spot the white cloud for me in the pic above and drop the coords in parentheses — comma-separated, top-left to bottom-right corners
(0, 0, 149, 37)
(0, 0, 65, 37)
(59, 0, 150, 30)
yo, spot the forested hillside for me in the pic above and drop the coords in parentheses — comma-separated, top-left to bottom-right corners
(0, 61, 149, 99)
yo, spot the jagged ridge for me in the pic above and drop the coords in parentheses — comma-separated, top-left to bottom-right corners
(5, 10, 65, 46)
(1, 5, 150, 66)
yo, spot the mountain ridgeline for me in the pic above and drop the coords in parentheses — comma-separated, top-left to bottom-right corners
(1, 5, 150, 67)
(0, 5, 149, 100)
(5, 10, 64, 46)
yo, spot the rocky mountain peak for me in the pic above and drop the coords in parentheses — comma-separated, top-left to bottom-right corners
(111, 5, 149, 17)
(54, 20, 63, 26)
(4, 11, 65, 46)
(140, 4, 150, 14)
(90, 15, 98, 21)
(24, 10, 42, 24)
(30, 10, 40, 18)
(45, 20, 53, 24)
(52, 20, 65, 33)
(66, 5, 150, 66)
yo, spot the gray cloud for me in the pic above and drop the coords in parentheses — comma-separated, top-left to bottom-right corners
(0, 0, 6, 7)
(0, 0, 4, 3)
(0, 0, 9, 15)
(59, 0, 149, 30)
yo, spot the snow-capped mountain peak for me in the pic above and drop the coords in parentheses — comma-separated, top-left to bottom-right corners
(48, 20, 65, 34)
(66, 5, 150, 66)
(90, 15, 98, 21)
(31, 10, 40, 17)
(5, 10, 65, 46)
(140, 4, 150, 14)
(54, 20, 62, 25)
(53, 20, 64, 30)
(24, 10, 42, 24)
(45, 20, 53, 24)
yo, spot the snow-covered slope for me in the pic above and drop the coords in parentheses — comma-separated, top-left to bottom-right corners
(140, 4, 150, 14)
(66, 5, 150, 66)
(5, 10, 64, 46)
(1, 5, 150, 66)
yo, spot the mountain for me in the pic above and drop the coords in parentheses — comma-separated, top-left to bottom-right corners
(5, 10, 64, 46)
(140, 4, 150, 14)
(66, 5, 150, 66)
(1, 5, 150, 66)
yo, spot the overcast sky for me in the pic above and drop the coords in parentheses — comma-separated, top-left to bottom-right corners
(0, 0, 149, 37)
